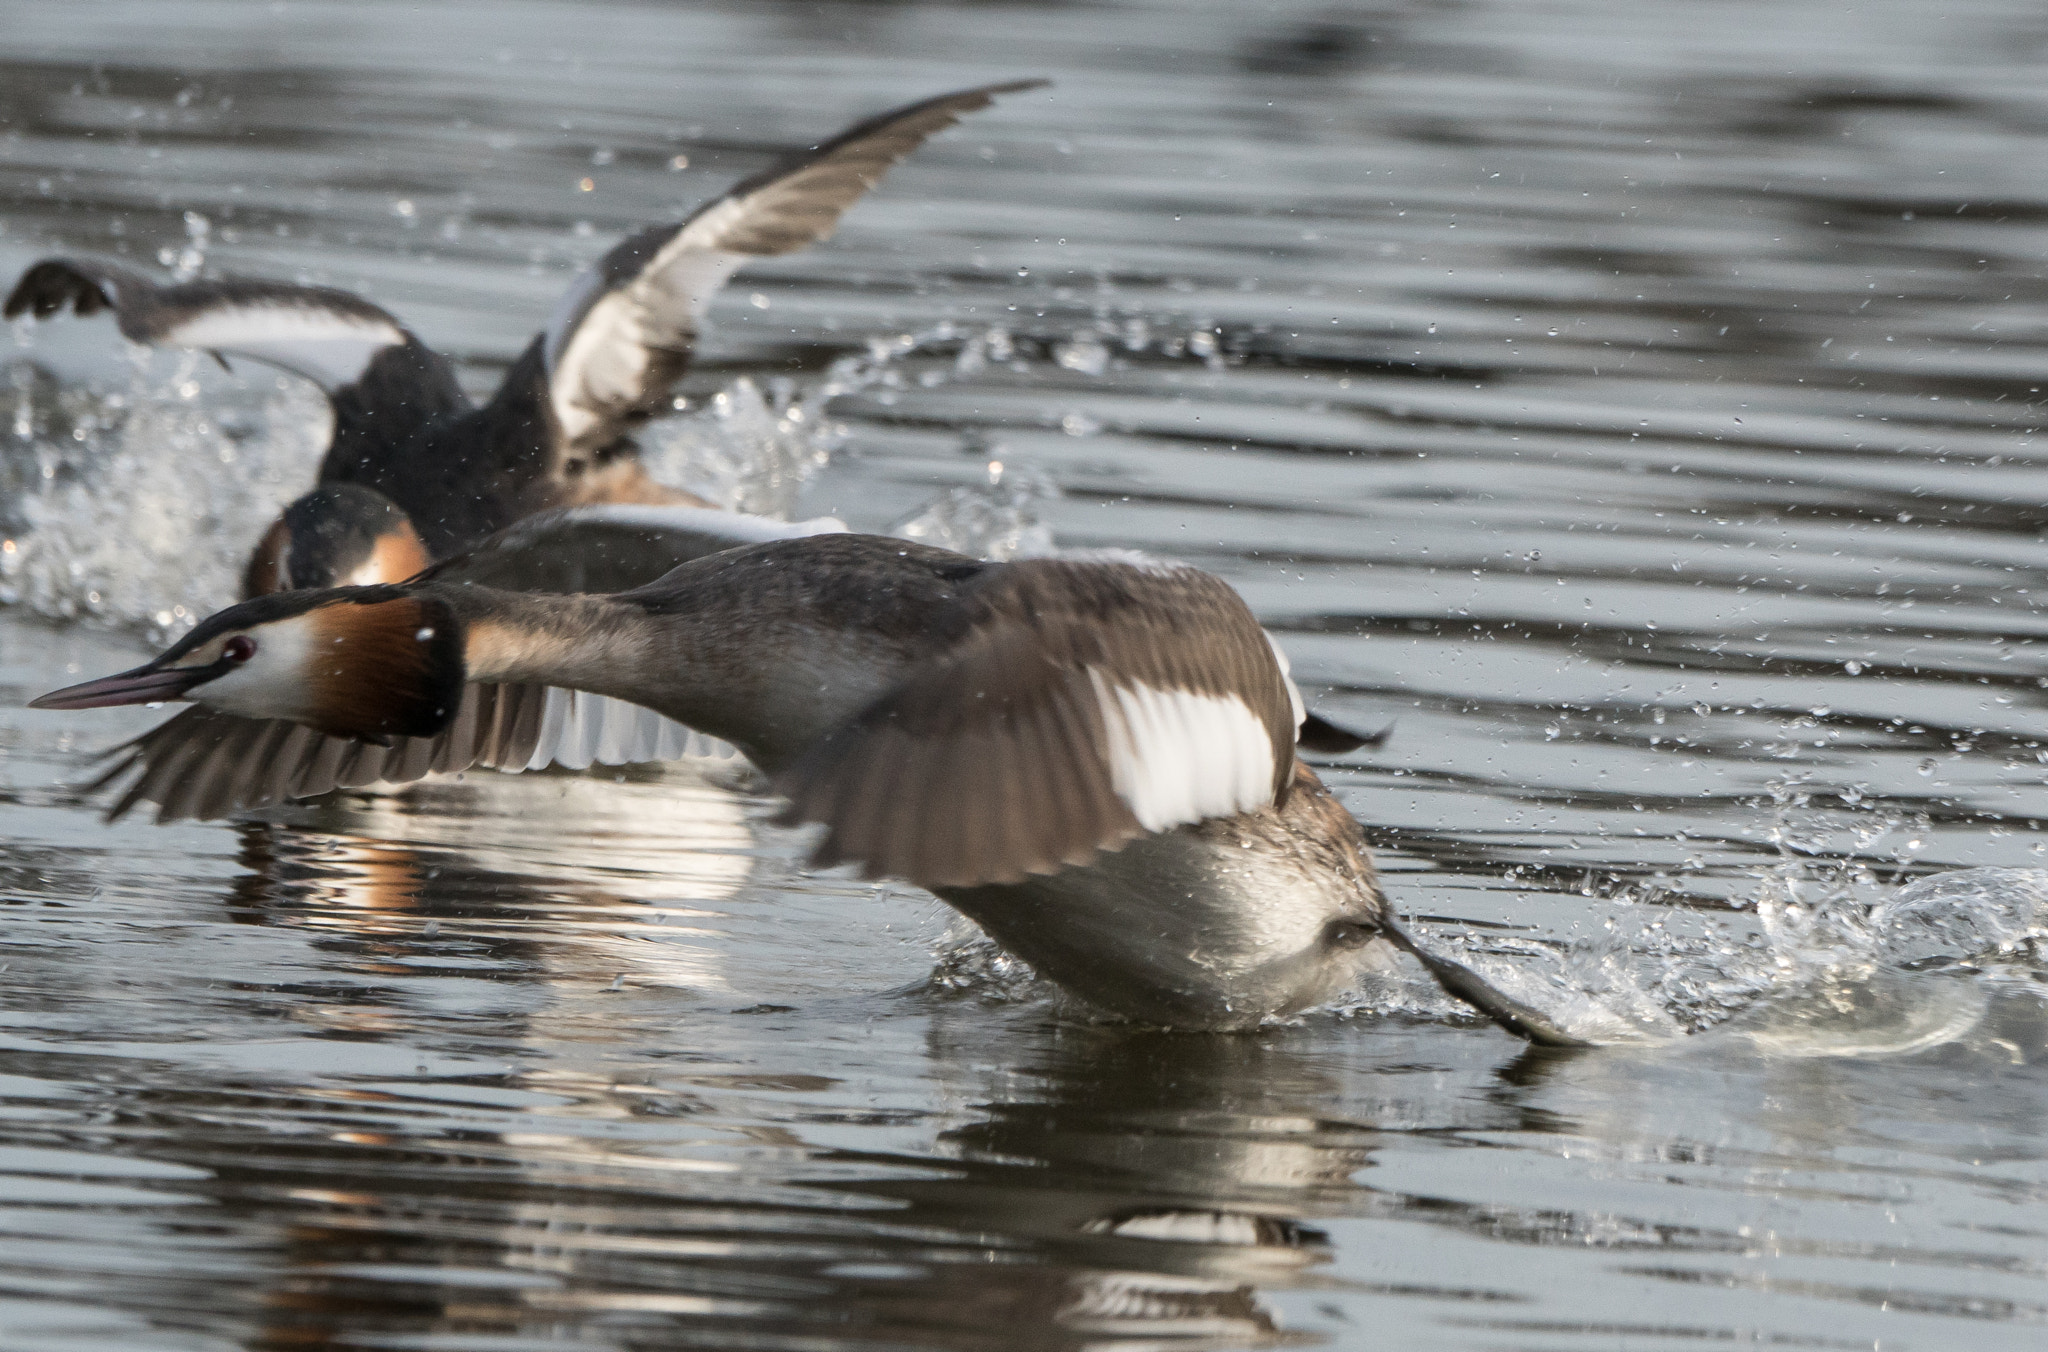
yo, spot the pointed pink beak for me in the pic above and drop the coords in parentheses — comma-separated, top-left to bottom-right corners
(30, 663, 209, 711)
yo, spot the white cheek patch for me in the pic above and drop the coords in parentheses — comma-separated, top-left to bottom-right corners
(193, 616, 316, 723)
(1087, 671, 1275, 833)
(164, 306, 406, 391)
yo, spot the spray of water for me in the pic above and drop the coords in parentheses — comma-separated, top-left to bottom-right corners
(639, 374, 838, 520)
(1361, 766, 2047, 1051)
(0, 356, 325, 643)
(1, 316, 1122, 641)
(892, 457, 1060, 561)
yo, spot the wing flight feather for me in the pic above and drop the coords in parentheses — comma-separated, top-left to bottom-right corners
(87, 683, 729, 824)
(542, 80, 1045, 457)
(5, 257, 417, 393)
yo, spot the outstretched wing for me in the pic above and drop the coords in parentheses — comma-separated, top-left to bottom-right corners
(84, 501, 865, 820)
(424, 502, 848, 595)
(541, 79, 1045, 458)
(89, 682, 732, 824)
(5, 257, 432, 393)
(775, 555, 1301, 889)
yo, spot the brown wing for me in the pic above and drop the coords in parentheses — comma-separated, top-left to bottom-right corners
(88, 682, 724, 824)
(775, 556, 1298, 889)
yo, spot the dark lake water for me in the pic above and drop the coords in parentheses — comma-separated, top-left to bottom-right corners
(4, 0, 2048, 1347)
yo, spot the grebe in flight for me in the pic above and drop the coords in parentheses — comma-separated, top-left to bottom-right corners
(33, 533, 1580, 1044)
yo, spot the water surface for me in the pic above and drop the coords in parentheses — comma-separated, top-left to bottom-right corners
(3, 1, 2048, 1348)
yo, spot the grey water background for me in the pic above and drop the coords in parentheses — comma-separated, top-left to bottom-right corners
(3, 0, 2048, 1347)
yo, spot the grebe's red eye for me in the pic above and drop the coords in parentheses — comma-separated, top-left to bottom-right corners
(222, 635, 257, 664)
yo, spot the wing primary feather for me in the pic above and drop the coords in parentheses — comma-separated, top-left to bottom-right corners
(1015, 695, 1080, 880)
(259, 724, 321, 809)
(429, 686, 485, 774)
(544, 80, 1042, 458)
(879, 727, 943, 884)
(188, 719, 280, 820)
(913, 728, 976, 886)
(975, 712, 1029, 887)
(864, 728, 929, 880)
(289, 735, 353, 801)
(7, 257, 416, 393)
(1041, 679, 1118, 870)
(386, 731, 439, 785)
(490, 684, 549, 771)
(808, 734, 880, 874)
(130, 715, 235, 823)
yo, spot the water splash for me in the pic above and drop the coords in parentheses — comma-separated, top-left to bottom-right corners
(164, 210, 210, 282)
(0, 314, 1204, 646)
(926, 916, 1052, 1006)
(891, 457, 1060, 561)
(0, 358, 325, 642)
(1381, 857, 2047, 1054)
(639, 374, 839, 518)
(1863, 867, 2048, 969)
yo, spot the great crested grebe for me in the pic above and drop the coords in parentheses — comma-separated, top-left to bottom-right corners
(5, 82, 1043, 594)
(33, 533, 1581, 1044)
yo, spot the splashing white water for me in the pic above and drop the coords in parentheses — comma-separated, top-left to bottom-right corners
(0, 314, 1190, 644)
(0, 358, 325, 642)
(1380, 859, 2048, 1052)
(639, 375, 840, 519)
(891, 458, 1060, 561)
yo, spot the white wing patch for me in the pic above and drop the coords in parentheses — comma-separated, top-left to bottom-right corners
(1263, 631, 1306, 733)
(1087, 672, 1276, 833)
(545, 503, 848, 541)
(163, 304, 406, 391)
(546, 246, 748, 449)
(515, 688, 736, 772)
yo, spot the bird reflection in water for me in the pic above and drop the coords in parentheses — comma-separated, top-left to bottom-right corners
(214, 1026, 1369, 1349)
(164, 765, 1576, 1349)
(182, 804, 1378, 1352)
(220, 766, 758, 995)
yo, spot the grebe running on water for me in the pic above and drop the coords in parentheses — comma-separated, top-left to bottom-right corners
(34, 533, 1581, 1044)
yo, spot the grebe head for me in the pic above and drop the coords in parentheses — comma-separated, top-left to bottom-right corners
(31, 586, 465, 742)
(243, 484, 430, 597)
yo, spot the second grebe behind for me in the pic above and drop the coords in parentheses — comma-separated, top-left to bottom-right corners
(4, 81, 1045, 594)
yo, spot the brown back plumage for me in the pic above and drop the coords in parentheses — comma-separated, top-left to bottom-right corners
(775, 555, 1300, 888)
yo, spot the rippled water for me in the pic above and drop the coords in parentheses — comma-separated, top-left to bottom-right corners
(4, 0, 2048, 1347)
